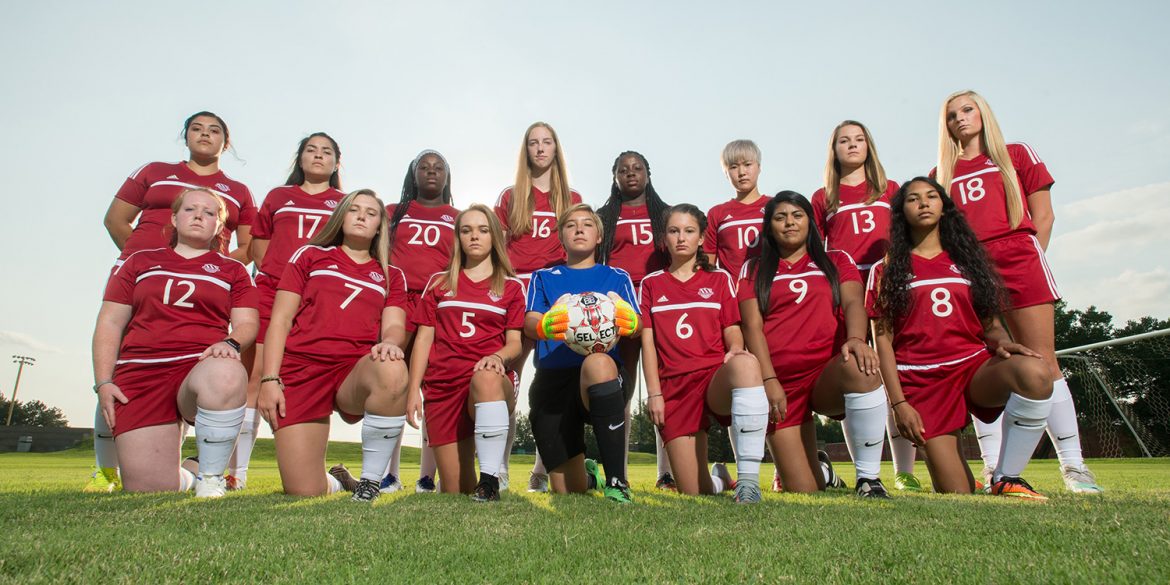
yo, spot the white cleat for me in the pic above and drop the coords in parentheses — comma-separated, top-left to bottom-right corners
(195, 474, 228, 498)
(527, 471, 549, 493)
(498, 470, 510, 492)
(1062, 465, 1104, 494)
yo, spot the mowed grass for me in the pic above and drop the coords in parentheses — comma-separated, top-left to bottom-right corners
(1, 442, 1168, 584)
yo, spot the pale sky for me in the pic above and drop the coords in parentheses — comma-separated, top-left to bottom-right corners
(2, 1, 1168, 443)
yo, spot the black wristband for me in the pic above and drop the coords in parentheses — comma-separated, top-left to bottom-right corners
(222, 337, 242, 352)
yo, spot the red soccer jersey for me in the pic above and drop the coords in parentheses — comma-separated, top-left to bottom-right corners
(607, 204, 668, 284)
(639, 268, 740, 378)
(115, 161, 256, 260)
(387, 202, 460, 292)
(866, 252, 987, 368)
(252, 185, 345, 280)
(811, 180, 897, 270)
(702, 197, 768, 281)
(494, 186, 583, 275)
(413, 272, 526, 385)
(737, 251, 861, 378)
(941, 143, 1054, 242)
(104, 247, 257, 363)
(278, 246, 408, 357)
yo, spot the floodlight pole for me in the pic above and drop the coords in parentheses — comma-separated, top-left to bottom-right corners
(6, 355, 36, 426)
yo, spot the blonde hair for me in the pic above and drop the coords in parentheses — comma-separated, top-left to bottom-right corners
(438, 204, 516, 297)
(822, 120, 889, 213)
(169, 188, 228, 250)
(937, 90, 1024, 228)
(720, 139, 761, 170)
(308, 188, 391, 271)
(507, 122, 573, 236)
(556, 203, 604, 243)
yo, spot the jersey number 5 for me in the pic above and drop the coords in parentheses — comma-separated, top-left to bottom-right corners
(460, 311, 476, 338)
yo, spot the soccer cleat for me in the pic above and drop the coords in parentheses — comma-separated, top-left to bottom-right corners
(351, 478, 381, 502)
(990, 476, 1048, 501)
(471, 473, 501, 503)
(84, 466, 121, 493)
(379, 472, 403, 494)
(224, 474, 245, 491)
(772, 470, 784, 493)
(655, 472, 677, 491)
(328, 464, 359, 492)
(818, 450, 846, 489)
(194, 474, 228, 498)
(894, 472, 924, 492)
(855, 477, 891, 499)
(1061, 465, 1104, 494)
(527, 471, 549, 493)
(710, 462, 736, 491)
(980, 465, 994, 491)
(734, 478, 762, 504)
(415, 475, 437, 493)
(603, 477, 633, 504)
(498, 470, 510, 492)
(584, 459, 604, 493)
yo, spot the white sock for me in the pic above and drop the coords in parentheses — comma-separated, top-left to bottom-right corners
(711, 475, 725, 494)
(655, 426, 672, 476)
(387, 440, 402, 477)
(94, 404, 118, 469)
(730, 386, 768, 482)
(994, 393, 1053, 481)
(843, 388, 888, 480)
(973, 414, 1002, 471)
(232, 407, 259, 481)
(887, 410, 917, 475)
(1045, 379, 1085, 469)
(532, 451, 547, 475)
(361, 414, 405, 482)
(325, 473, 343, 494)
(504, 409, 517, 472)
(195, 405, 245, 476)
(418, 417, 437, 479)
(474, 401, 510, 477)
(178, 467, 196, 491)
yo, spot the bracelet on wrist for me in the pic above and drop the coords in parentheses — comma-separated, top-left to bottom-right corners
(891, 399, 907, 409)
(489, 354, 505, 364)
(222, 337, 242, 352)
(647, 394, 663, 399)
(762, 376, 778, 383)
(847, 336, 866, 344)
(93, 380, 114, 394)
(260, 375, 284, 389)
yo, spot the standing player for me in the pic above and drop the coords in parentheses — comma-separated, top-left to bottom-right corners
(869, 177, 1054, 498)
(704, 140, 769, 280)
(936, 90, 1100, 493)
(92, 188, 258, 497)
(494, 122, 582, 492)
(404, 204, 525, 502)
(257, 189, 410, 502)
(384, 150, 459, 494)
(810, 121, 922, 492)
(527, 204, 641, 503)
(237, 132, 345, 491)
(596, 150, 674, 490)
(89, 111, 256, 493)
(738, 192, 891, 498)
(641, 204, 768, 502)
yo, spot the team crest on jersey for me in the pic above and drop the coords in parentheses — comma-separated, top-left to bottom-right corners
(698, 288, 714, 299)
(202, 263, 220, 273)
(215, 183, 230, 192)
(489, 291, 503, 302)
(441, 214, 454, 223)
(949, 264, 961, 274)
(325, 200, 338, 209)
(369, 271, 385, 283)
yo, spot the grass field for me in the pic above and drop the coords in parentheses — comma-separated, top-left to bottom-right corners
(2, 442, 1168, 584)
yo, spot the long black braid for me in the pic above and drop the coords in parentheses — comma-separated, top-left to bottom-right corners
(597, 151, 670, 265)
(389, 150, 454, 244)
(875, 177, 1008, 333)
(748, 191, 840, 316)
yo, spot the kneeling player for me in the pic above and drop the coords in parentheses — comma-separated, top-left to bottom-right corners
(92, 188, 258, 497)
(869, 178, 1053, 499)
(258, 189, 410, 502)
(527, 204, 640, 502)
(405, 204, 525, 502)
(641, 204, 767, 502)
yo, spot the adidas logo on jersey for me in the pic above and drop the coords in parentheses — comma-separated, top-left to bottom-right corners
(202, 263, 220, 273)
(724, 214, 734, 220)
(325, 200, 338, 208)
(444, 290, 456, 297)
(949, 264, 961, 274)
(657, 295, 669, 302)
(550, 269, 562, 275)
(215, 183, 231, 192)
(284, 200, 296, 206)
(368, 271, 385, 283)
(327, 264, 339, 269)
(698, 288, 714, 299)
(166, 174, 179, 180)
(150, 265, 162, 270)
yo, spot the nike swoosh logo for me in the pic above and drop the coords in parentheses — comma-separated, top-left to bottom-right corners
(1056, 434, 1077, 441)
(739, 427, 763, 434)
(1012, 421, 1045, 429)
(608, 422, 625, 431)
(864, 440, 882, 447)
(481, 432, 504, 439)
(96, 434, 114, 440)
(382, 434, 401, 440)
(201, 438, 234, 444)
(976, 434, 992, 440)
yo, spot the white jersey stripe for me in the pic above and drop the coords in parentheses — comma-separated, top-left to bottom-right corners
(615, 219, 651, 226)
(1013, 142, 1042, 165)
(287, 245, 333, 265)
(773, 270, 825, 281)
(650, 301, 722, 313)
(274, 207, 333, 216)
(137, 270, 231, 291)
(438, 300, 508, 315)
(717, 218, 762, 232)
(116, 352, 202, 365)
(950, 167, 1000, 184)
(896, 348, 987, 371)
(309, 270, 386, 295)
(908, 277, 971, 289)
(150, 180, 242, 208)
(825, 201, 891, 221)
(399, 218, 455, 228)
(1029, 235, 1060, 298)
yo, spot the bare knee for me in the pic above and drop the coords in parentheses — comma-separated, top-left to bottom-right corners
(838, 360, 882, 393)
(192, 358, 248, 396)
(726, 353, 763, 387)
(373, 359, 409, 399)
(580, 353, 618, 386)
(1014, 358, 1053, 401)
(470, 370, 506, 403)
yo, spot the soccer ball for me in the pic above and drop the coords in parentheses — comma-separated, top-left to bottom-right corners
(562, 292, 619, 356)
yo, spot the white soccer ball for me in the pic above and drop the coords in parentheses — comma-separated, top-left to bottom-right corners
(562, 292, 619, 356)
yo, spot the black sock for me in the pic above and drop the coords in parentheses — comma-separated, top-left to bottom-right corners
(479, 472, 499, 490)
(587, 378, 627, 484)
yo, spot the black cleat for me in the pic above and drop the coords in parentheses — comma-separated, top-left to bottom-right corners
(855, 477, 891, 499)
(471, 473, 501, 503)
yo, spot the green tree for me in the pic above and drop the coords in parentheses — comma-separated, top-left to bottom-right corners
(513, 414, 536, 454)
(0, 399, 68, 427)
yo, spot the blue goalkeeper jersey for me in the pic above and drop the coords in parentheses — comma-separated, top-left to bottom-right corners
(526, 263, 639, 370)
